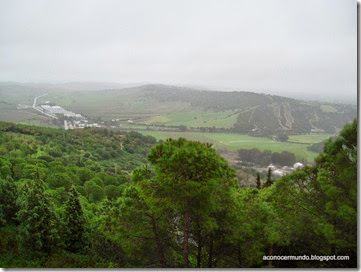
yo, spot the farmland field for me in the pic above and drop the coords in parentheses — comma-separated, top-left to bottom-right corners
(143, 110, 239, 128)
(137, 130, 333, 162)
(0, 104, 56, 127)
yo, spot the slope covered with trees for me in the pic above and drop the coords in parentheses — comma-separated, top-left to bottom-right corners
(0, 120, 357, 268)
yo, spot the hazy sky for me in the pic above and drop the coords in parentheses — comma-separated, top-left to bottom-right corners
(0, 0, 357, 100)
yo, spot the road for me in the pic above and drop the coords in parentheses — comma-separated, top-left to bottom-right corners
(32, 93, 48, 108)
(32, 93, 58, 119)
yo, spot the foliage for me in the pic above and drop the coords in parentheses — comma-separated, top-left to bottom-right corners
(264, 168, 273, 188)
(238, 148, 296, 166)
(256, 173, 261, 189)
(16, 178, 59, 255)
(0, 120, 356, 268)
(147, 138, 237, 267)
(64, 186, 86, 253)
(0, 178, 18, 226)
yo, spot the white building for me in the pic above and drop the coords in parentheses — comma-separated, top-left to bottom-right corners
(293, 162, 304, 169)
(273, 169, 286, 177)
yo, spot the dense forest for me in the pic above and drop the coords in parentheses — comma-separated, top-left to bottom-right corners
(0, 120, 357, 268)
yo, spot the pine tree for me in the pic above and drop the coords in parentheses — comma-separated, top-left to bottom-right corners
(0, 178, 18, 226)
(17, 179, 59, 255)
(64, 186, 86, 253)
(264, 168, 273, 188)
(148, 138, 236, 267)
(255, 173, 261, 189)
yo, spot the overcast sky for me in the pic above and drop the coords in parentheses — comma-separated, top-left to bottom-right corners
(0, 0, 357, 100)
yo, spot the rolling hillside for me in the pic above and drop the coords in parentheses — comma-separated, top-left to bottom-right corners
(0, 83, 356, 134)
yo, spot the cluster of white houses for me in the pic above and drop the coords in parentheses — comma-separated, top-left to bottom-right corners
(232, 158, 306, 178)
(65, 119, 103, 130)
(268, 162, 305, 177)
(33, 102, 104, 130)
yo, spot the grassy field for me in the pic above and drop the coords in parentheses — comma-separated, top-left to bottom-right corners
(137, 130, 333, 162)
(288, 134, 334, 144)
(143, 110, 239, 128)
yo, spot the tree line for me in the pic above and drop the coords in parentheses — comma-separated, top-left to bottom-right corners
(237, 148, 297, 167)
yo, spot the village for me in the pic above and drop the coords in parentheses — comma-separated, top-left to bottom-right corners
(232, 157, 305, 180)
(266, 161, 305, 177)
(29, 94, 105, 130)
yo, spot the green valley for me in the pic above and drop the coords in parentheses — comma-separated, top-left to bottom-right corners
(136, 130, 333, 162)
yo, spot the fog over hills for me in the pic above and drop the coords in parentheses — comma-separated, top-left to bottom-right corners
(0, 81, 356, 105)
(0, 81, 146, 91)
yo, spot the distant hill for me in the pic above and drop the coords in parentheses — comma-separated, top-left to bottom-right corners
(114, 84, 356, 134)
(0, 83, 356, 134)
(0, 81, 145, 91)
